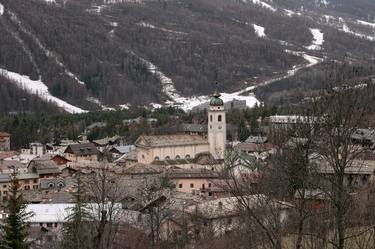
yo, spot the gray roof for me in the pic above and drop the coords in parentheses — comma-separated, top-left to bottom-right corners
(111, 145, 135, 154)
(28, 158, 61, 175)
(181, 124, 207, 133)
(351, 128, 375, 142)
(245, 136, 268, 144)
(0, 174, 10, 183)
(64, 143, 100, 156)
(135, 135, 208, 148)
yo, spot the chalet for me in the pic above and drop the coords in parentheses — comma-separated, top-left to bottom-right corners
(0, 132, 10, 151)
(64, 143, 100, 162)
(28, 157, 61, 178)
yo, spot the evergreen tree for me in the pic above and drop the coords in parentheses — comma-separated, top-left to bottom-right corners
(60, 172, 92, 249)
(0, 171, 31, 249)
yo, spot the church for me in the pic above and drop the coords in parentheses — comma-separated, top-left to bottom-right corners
(134, 91, 226, 165)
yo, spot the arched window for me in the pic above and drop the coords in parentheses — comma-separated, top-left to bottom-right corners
(154, 156, 160, 161)
(165, 156, 170, 160)
(210, 115, 213, 122)
(185, 154, 191, 159)
(218, 115, 222, 122)
(175, 155, 180, 160)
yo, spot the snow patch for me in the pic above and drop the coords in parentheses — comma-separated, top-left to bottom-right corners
(137, 22, 186, 35)
(306, 28, 324, 50)
(253, 24, 266, 37)
(0, 68, 86, 114)
(315, 0, 329, 7)
(86, 97, 115, 111)
(242, 0, 276, 12)
(119, 104, 130, 110)
(0, 3, 4, 16)
(341, 22, 375, 41)
(357, 20, 375, 29)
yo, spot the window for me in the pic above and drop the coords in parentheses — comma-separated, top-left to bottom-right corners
(3, 185, 6, 189)
(154, 156, 160, 161)
(33, 185, 39, 190)
(24, 180, 30, 184)
(190, 183, 194, 188)
(33, 179, 38, 184)
(24, 186, 30, 190)
(46, 223, 52, 228)
(202, 184, 205, 189)
(218, 201, 223, 209)
(210, 115, 213, 122)
(48, 183, 55, 188)
(185, 154, 191, 159)
(175, 155, 180, 160)
(208, 183, 212, 188)
(57, 182, 64, 188)
(218, 115, 222, 122)
(178, 184, 183, 188)
(165, 156, 170, 160)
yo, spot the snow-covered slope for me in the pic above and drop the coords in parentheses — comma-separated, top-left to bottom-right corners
(0, 69, 86, 114)
(306, 28, 324, 50)
(253, 24, 266, 37)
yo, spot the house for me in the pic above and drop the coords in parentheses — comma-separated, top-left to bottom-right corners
(92, 135, 121, 152)
(64, 143, 100, 162)
(315, 159, 375, 190)
(109, 145, 136, 159)
(166, 168, 219, 195)
(51, 154, 70, 166)
(0, 160, 27, 174)
(351, 128, 375, 147)
(184, 195, 291, 237)
(234, 142, 276, 160)
(0, 172, 40, 201)
(28, 157, 61, 178)
(0, 132, 10, 151)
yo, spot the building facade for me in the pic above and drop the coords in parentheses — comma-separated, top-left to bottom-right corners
(208, 91, 226, 159)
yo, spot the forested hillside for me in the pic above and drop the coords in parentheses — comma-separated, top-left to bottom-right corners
(1, 0, 375, 115)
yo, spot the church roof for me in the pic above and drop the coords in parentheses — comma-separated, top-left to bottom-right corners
(135, 135, 208, 148)
(209, 90, 224, 106)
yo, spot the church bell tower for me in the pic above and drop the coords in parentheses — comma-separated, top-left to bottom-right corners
(208, 90, 226, 159)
